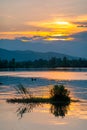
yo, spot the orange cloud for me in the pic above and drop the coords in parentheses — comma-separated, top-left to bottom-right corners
(0, 15, 87, 41)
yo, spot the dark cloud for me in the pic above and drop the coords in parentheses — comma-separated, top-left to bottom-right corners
(73, 21, 87, 25)
(16, 35, 71, 42)
(73, 21, 87, 28)
(15, 31, 87, 42)
(16, 36, 45, 42)
(77, 25, 87, 28)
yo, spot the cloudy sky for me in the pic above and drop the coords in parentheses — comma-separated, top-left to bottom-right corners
(0, 0, 87, 40)
(0, 0, 87, 57)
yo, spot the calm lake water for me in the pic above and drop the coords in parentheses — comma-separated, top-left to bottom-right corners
(0, 70, 87, 130)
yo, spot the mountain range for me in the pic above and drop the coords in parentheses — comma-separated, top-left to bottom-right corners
(0, 48, 77, 61)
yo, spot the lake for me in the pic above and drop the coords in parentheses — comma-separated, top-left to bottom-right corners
(0, 69, 87, 130)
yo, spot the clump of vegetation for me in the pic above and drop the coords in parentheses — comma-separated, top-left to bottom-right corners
(50, 85, 70, 102)
(7, 84, 71, 104)
(7, 84, 81, 118)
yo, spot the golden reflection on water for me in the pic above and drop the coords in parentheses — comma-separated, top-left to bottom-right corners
(68, 102, 87, 120)
(0, 98, 87, 130)
(0, 71, 87, 80)
(5, 100, 87, 121)
(0, 71, 87, 130)
(0, 84, 87, 121)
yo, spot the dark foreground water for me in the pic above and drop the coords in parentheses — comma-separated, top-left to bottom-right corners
(0, 70, 87, 130)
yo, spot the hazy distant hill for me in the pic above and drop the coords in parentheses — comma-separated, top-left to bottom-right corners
(0, 39, 87, 59)
(0, 48, 77, 61)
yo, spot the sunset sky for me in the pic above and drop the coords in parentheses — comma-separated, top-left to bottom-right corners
(0, 0, 87, 58)
(0, 0, 87, 41)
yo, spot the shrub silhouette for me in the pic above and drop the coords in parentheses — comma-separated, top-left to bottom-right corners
(50, 85, 70, 102)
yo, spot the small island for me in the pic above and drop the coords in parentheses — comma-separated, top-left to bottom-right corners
(7, 84, 71, 104)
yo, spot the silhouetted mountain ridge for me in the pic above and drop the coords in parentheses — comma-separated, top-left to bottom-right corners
(0, 48, 78, 61)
